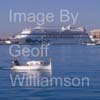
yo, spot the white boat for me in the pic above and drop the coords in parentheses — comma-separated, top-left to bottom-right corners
(11, 59, 52, 70)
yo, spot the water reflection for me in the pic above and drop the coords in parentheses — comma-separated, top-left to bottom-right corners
(10, 69, 52, 87)
(11, 69, 52, 77)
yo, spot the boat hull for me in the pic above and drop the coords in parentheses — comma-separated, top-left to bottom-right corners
(11, 64, 51, 70)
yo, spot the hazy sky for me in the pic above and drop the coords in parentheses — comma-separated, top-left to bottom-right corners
(0, 0, 100, 36)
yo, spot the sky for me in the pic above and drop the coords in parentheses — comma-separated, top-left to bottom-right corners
(0, 0, 100, 36)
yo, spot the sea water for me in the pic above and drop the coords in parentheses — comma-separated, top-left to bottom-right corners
(0, 45, 100, 100)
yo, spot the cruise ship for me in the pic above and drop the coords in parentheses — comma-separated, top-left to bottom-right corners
(11, 25, 91, 45)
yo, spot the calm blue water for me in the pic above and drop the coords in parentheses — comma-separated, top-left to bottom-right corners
(0, 45, 100, 100)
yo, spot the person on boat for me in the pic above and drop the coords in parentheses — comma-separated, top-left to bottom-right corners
(12, 58, 20, 66)
(40, 59, 50, 65)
